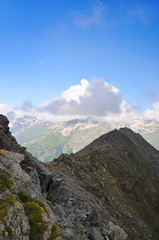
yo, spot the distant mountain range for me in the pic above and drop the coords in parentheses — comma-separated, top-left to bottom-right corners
(10, 116, 159, 162)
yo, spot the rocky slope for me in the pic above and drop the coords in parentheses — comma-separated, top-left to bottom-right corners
(0, 115, 130, 239)
(10, 117, 159, 162)
(48, 129, 159, 239)
(0, 115, 61, 239)
(1, 114, 159, 239)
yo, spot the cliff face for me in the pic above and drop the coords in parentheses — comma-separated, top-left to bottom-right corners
(0, 115, 59, 240)
(0, 114, 25, 154)
(0, 114, 159, 240)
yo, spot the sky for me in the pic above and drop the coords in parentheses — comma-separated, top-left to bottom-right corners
(0, 0, 159, 123)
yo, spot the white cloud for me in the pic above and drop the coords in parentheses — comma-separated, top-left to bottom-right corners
(0, 101, 37, 123)
(143, 102, 159, 122)
(40, 78, 138, 123)
(0, 78, 139, 124)
(0, 104, 13, 115)
(61, 79, 90, 103)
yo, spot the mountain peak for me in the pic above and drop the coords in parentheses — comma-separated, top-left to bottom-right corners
(76, 126, 159, 169)
(119, 127, 159, 169)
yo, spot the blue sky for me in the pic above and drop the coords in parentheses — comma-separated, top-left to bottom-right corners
(0, 0, 159, 122)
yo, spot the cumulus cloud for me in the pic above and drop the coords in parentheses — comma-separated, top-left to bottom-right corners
(0, 78, 139, 124)
(40, 78, 138, 123)
(143, 102, 159, 122)
(61, 79, 90, 103)
(19, 100, 35, 112)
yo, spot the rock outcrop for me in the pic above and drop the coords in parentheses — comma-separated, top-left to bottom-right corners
(0, 114, 25, 153)
(0, 114, 61, 239)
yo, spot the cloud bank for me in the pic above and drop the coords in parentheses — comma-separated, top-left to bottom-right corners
(143, 102, 159, 122)
(0, 78, 140, 124)
(2, 78, 159, 124)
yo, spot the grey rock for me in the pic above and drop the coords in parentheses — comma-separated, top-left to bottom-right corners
(0, 114, 9, 132)
(88, 227, 105, 240)
(0, 115, 25, 153)
(107, 221, 128, 240)
(0, 149, 57, 240)
(63, 228, 79, 240)
(27, 166, 40, 185)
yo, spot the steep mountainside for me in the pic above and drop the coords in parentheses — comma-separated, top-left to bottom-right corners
(48, 129, 159, 240)
(0, 114, 131, 240)
(119, 127, 159, 169)
(11, 117, 159, 162)
(1, 114, 159, 239)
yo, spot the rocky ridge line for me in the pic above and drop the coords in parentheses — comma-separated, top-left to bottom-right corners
(0, 114, 129, 240)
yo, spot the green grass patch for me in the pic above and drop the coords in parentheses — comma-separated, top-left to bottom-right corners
(18, 190, 32, 203)
(153, 179, 159, 188)
(48, 224, 64, 239)
(0, 170, 12, 191)
(6, 194, 19, 205)
(18, 190, 49, 240)
(0, 198, 8, 220)
(24, 201, 47, 240)
(0, 194, 18, 221)
(32, 199, 48, 214)
(3, 222, 12, 239)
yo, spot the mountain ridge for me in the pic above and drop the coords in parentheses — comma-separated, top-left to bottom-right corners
(10, 116, 159, 162)
(1, 114, 159, 239)
(48, 127, 159, 239)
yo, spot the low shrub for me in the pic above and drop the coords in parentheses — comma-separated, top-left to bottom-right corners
(49, 224, 64, 239)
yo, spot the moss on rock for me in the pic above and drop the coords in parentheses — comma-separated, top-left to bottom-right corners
(18, 190, 32, 203)
(0, 169, 12, 191)
(0, 199, 8, 221)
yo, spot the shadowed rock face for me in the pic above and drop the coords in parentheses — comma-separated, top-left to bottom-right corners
(0, 114, 159, 240)
(119, 127, 159, 169)
(0, 114, 25, 153)
(0, 114, 9, 131)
